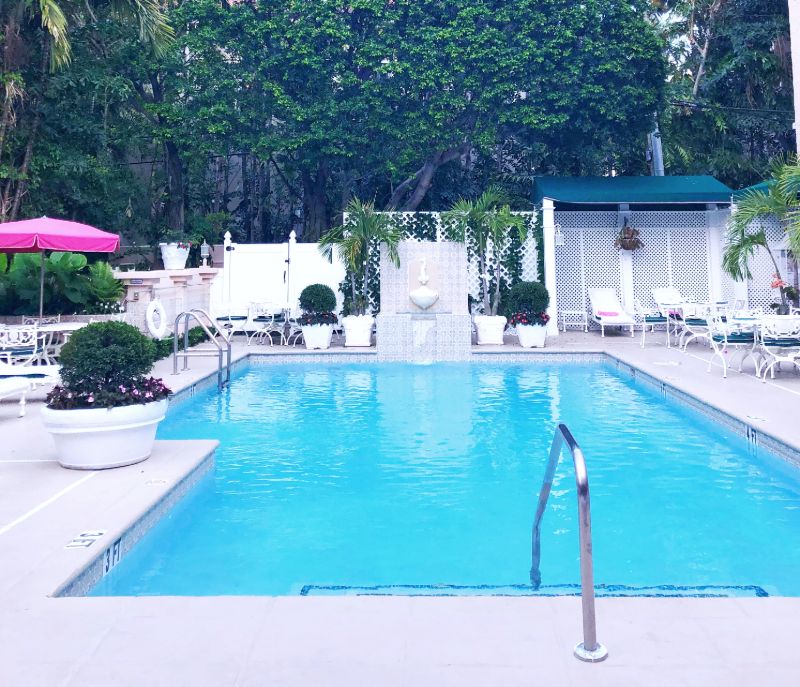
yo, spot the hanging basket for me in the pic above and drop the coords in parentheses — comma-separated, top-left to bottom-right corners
(614, 227, 644, 251)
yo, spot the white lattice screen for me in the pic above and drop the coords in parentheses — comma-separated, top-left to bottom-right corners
(555, 210, 716, 329)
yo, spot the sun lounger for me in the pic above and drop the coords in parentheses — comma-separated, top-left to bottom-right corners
(588, 288, 635, 337)
(0, 378, 31, 417)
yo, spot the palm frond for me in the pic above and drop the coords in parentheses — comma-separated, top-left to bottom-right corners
(110, 0, 174, 55)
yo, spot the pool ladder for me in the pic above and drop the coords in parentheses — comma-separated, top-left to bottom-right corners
(172, 308, 232, 390)
(531, 424, 608, 662)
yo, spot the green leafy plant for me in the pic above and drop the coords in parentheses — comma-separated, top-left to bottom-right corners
(442, 187, 528, 316)
(5, 252, 92, 315)
(88, 261, 124, 304)
(724, 164, 798, 314)
(299, 284, 337, 325)
(152, 326, 208, 360)
(47, 321, 170, 409)
(504, 281, 550, 317)
(319, 198, 402, 316)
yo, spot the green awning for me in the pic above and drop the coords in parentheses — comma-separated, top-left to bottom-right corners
(533, 175, 733, 205)
(732, 180, 774, 200)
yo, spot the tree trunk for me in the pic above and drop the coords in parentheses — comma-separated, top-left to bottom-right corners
(8, 108, 41, 220)
(301, 165, 329, 242)
(164, 139, 184, 234)
(386, 143, 471, 211)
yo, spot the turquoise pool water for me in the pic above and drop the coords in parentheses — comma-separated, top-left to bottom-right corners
(91, 362, 800, 597)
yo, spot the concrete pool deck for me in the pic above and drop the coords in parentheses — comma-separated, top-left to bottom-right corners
(2, 333, 800, 685)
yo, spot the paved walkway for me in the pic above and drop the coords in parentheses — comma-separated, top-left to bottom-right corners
(2, 333, 800, 685)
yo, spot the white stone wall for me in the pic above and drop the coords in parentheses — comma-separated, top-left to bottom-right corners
(115, 268, 219, 334)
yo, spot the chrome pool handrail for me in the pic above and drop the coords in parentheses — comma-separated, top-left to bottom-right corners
(172, 308, 231, 390)
(530, 423, 608, 662)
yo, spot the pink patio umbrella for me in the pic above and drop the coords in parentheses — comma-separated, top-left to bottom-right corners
(0, 217, 120, 318)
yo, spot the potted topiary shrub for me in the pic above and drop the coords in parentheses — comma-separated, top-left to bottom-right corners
(40, 321, 171, 470)
(319, 198, 402, 347)
(299, 283, 338, 350)
(443, 187, 527, 345)
(505, 281, 550, 348)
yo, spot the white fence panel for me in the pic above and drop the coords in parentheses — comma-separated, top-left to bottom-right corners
(217, 233, 346, 316)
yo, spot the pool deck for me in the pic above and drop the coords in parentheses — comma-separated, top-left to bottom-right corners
(2, 333, 800, 686)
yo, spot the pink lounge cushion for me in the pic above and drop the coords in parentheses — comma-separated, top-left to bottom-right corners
(596, 310, 619, 317)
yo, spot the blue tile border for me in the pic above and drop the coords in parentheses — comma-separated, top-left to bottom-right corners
(54, 447, 216, 598)
(300, 582, 768, 598)
(604, 353, 800, 469)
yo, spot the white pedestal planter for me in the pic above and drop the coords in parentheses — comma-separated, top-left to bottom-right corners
(301, 323, 333, 350)
(516, 324, 547, 348)
(474, 315, 507, 345)
(41, 399, 168, 470)
(342, 315, 374, 347)
(159, 243, 190, 270)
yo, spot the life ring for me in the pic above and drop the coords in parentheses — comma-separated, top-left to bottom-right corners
(146, 299, 168, 339)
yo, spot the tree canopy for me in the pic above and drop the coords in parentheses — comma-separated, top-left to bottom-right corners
(4, 1, 668, 243)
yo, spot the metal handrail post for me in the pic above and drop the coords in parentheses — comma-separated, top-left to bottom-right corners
(182, 313, 190, 370)
(171, 309, 230, 390)
(530, 424, 608, 663)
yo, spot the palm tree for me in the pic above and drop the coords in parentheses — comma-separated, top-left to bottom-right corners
(724, 179, 792, 313)
(319, 198, 403, 315)
(6, 0, 172, 70)
(0, 0, 172, 220)
(442, 187, 527, 316)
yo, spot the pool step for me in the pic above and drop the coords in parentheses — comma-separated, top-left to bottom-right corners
(299, 583, 768, 598)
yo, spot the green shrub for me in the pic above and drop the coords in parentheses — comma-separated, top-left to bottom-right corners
(153, 326, 208, 360)
(504, 281, 550, 316)
(59, 321, 156, 394)
(299, 283, 336, 313)
(49, 321, 169, 409)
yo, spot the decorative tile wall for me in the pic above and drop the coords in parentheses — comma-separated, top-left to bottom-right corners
(377, 241, 472, 361)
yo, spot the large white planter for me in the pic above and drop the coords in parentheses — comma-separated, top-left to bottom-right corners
(159, 243, 190, 270)
(474, 315, 507, 345)
(301, 323, 333, 350)
(41, 399, 168, 470)
(342, 315, 374, 347)
(517, 323, 547, 348)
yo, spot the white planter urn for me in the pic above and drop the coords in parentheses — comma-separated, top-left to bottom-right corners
(41, 399, 168, 470)
(301, 323, 333, 350)
(159, 242, 190, 270)
(342, 315, 374, 347)
(474, 315, 507, 345)
(517, 323, 547, 348)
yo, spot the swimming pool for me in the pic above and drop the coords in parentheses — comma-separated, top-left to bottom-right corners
(91, 361, 800, 597)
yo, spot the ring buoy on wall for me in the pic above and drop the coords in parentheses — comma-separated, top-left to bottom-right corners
(146, 299, 168, 339)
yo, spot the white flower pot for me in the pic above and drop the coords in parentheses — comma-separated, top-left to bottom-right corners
(517, 323, 547, 348)
(474, 315, 507, 345)
(301, 323, 333, 350)
(40, 399, 168, 470)
(159, 243, 190, 270)
(342, 315, 374, 347)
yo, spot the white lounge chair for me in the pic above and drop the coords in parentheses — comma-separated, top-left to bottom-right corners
(588, 288, 635, 337)
(0, 361, 61, 388)
(0, 378, 31, 417)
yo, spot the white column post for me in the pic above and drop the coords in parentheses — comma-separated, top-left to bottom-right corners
(542, 199, 559, 336)
(223, 231, 232, 305)
(706, 206, 725, 303)
(618, 206, 635, 312)
(789, 0, 800, 152)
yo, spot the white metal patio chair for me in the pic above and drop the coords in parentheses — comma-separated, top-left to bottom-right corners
(588, 288, 635, 337)
(0, 326, 42, 366)
(758, 316, 800, 383)
(706, 314, 760, 378)
(0, 360, 60, 388)
(636, 300, 668, 348)
(247, 303, 287, 346)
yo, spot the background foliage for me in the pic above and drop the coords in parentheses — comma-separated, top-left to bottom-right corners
(1, 0, 668, 246)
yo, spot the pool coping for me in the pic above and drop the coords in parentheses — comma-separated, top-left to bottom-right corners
(53, 442, 217, 598)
